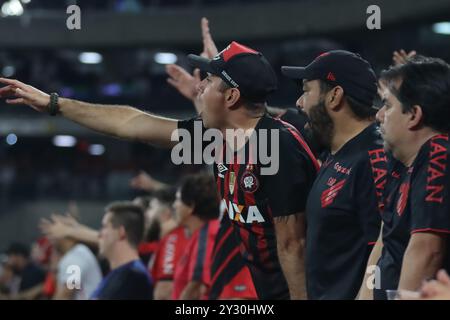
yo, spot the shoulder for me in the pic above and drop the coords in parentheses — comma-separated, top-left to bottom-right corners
(177, 116, 204, 131)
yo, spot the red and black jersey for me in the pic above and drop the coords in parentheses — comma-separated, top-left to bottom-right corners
(375, 133, 450, 300)
(178, 114, 318, 299)
(208, 208, 257, 300)
(172, 220, 219, 300)
(151, 226, 189, 282)
(305, 123, 387, 299)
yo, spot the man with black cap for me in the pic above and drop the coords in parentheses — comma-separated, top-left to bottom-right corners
(282, 50, 388, 299)
(0, 41, 318, 299)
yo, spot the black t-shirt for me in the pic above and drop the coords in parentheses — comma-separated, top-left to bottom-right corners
(19, 262, 46, 291)
(178, 114, 319, 299)
(90, 260, 153, 300)
(375, 133, 450, 300)
(305, 123, 387, 300)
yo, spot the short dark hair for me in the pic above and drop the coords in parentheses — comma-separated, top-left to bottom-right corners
(105, 202, 145, 248)
(319, 80, 376, 119)
(6, 242, 30, 258)
(179, 174, 219, 221)
(218, 79, 266, 112)
(380, 55, 450, 132)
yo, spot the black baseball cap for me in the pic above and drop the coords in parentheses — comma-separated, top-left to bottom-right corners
(188, 41, 277, 103)
(281, 50, 377, 106)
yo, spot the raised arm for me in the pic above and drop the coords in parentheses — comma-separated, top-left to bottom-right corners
(0, 78, 178, 148)
(165, 17, 219, 115)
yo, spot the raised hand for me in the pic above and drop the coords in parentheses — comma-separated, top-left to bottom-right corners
(166, 64, 201, 101)
(0, 78, 50, 112)
(392, 49, 417, 66)
(39, 214, 77, 240)
(201, 17, 218, 59)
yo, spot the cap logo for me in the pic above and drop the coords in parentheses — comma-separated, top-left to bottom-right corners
(221, 70, 239, 88)
(222, 41, 258, 62)
(326, 72, 336, 81)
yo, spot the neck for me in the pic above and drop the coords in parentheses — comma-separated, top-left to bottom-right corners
(220, 106, 265, 151)
(60, 238, 76, 254)
(331, 118, 373, 154)
(394, 130, 439, 167)
(108, 243, 140, 270)
(185, 216, 205, 235)
(161, 219, 178, 237)
(221, 105, 264, 134)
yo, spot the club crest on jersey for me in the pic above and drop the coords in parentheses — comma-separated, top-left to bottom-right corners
(321, 179, 346, 208)
(240, 171, 259, 193)
(217, 163, 228, 178)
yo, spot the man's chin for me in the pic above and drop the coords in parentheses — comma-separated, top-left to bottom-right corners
(383, 141, 392, 153)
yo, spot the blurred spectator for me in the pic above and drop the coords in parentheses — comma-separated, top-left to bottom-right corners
(172, 174, 220, 300)
(0, 262, 20, 298)
(91, 202, 153, 299)
(30, 237, 53, 268)
(52, 237, 102, 300)
(149, 188, 186, 300)
(5, 243, 46, 297)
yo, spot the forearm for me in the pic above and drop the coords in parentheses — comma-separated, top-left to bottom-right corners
(179, 281, 203, 300)
(398, 245, 444, 291)
(358, 233, 383, 299)
(277, 242, 306, 300)
(14, 284, 44, 300)
(68, 225, 99, 247)
(59, 98, 178, 147)
(154, 281, 174, 300)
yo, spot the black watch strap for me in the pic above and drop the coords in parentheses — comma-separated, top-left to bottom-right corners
(48, 92, 60, 116)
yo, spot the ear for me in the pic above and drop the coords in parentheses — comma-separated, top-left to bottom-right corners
(326, 86, 345, 110)
(224, 87, 241, 109)
(407, 105, 423, 130)
(118, 226, 127, 241)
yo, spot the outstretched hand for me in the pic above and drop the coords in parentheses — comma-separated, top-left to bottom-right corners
(0, 78, 50, 112)
(166, 64, 201, 101)
(39, 213, 79, 240)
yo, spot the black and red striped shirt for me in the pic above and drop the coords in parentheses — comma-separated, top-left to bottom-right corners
(178, 114, 318, 299)
(209, 207, 256, 300)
